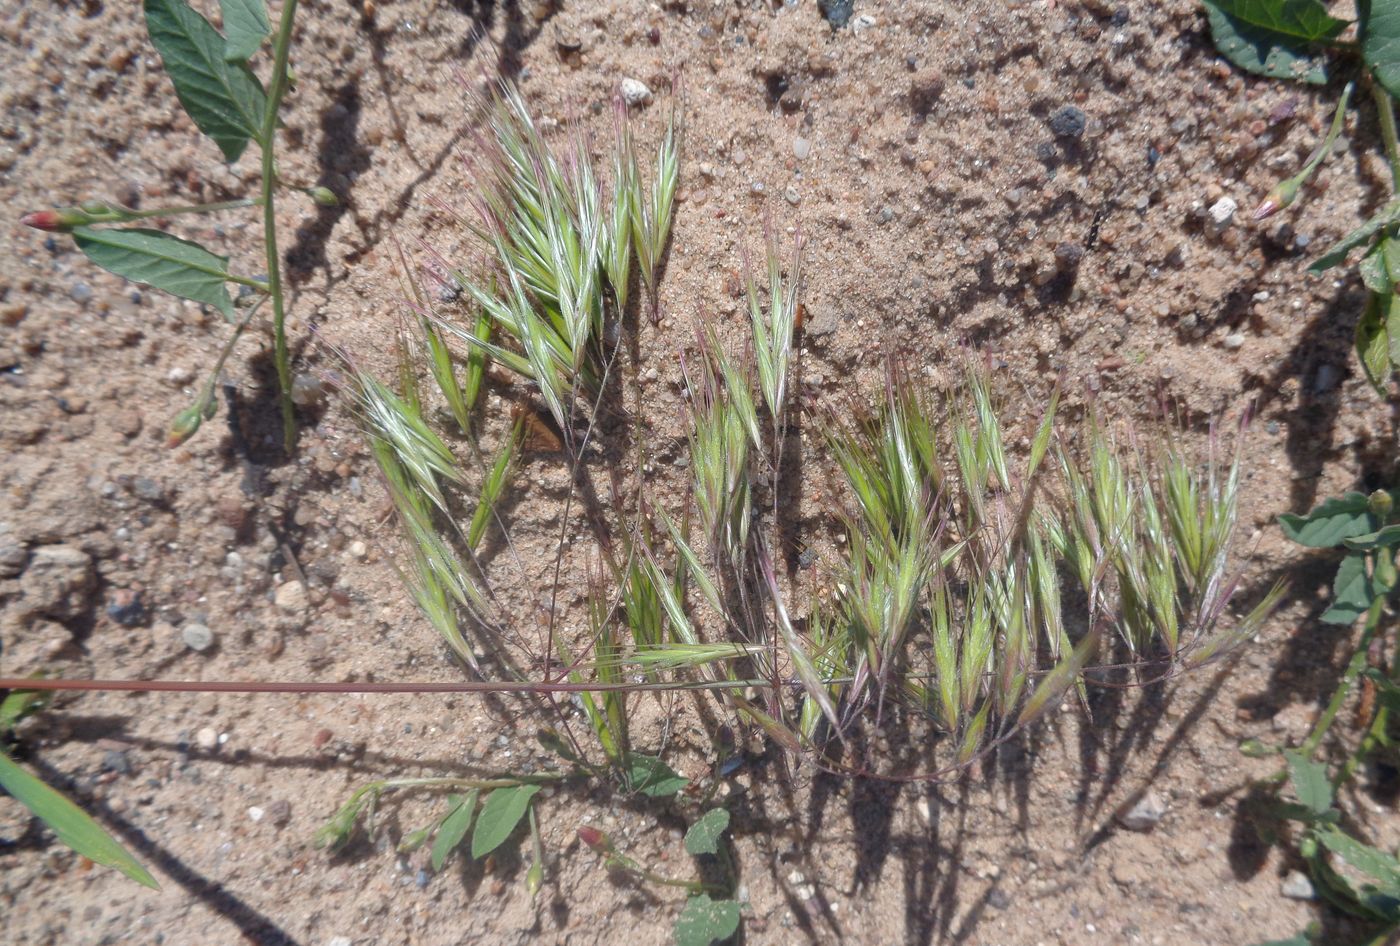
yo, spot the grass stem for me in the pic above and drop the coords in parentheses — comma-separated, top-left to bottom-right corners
(260, 0, 300, 455)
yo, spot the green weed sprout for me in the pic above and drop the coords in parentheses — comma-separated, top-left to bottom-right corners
(22, 0, 316, 452)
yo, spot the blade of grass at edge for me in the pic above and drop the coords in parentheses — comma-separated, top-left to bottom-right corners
(0, 750, 157, 888)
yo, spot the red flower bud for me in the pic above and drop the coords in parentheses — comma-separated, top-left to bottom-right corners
(21, 210, 71, 232)
(577, 825, 609, 853)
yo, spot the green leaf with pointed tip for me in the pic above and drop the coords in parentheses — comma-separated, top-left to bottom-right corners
(674, 895, 742, 946)
(1344, 524, 1400, 550)
(625, 753, 689, 798)
(144, 0, 267, 161)
(1322, 551, 1377, 625)
(1361, 0, 1400, 98)
(0, 749, 157, 889)
(470, 785, 539, 859)
(684, 809, 731, 857)
(1361, 244, 1393, 294)
(1357, 293, 1393, 395)
(431, 791, 478, 871)
(73, 227, 236, 320)
(1316, 825, 1400, 895)
(1309, 201, 1400, 273)
(219, 0, 270, 63)
(1284, 749, 1332, 816)
(1279, 493, 1376, 548)
(1202, 0, 1346, 85)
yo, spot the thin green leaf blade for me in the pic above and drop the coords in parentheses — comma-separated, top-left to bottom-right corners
(219, 0, 269, 63)
(0, 750, 158, 889)
(470, 785, 539, 859)
(73, 227, 236, 319)
(1309, 201, 1400, 273)
(674, 894, 742, 946)
(430, 791, 478, 872)
(684, 808, 731, 856)
(144, 0, 267, 161)
(1343, 524, 1400, 550)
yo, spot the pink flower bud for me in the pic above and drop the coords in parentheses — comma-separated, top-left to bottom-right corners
(577, 825, 609, 853)
(21, 210, 73, 232)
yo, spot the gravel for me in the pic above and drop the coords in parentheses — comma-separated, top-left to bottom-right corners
(182, 623, 215, 652)
(1048, 105, 1087, 139)
(1116, 791, 1166, 832)
(1280, 870, 1315, 900)
(620, 77, 652, 108)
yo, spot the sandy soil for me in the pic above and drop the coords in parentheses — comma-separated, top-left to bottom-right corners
(1, 1, 1397, 944)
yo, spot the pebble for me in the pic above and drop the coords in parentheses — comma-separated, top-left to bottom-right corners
(1048, 105, 1087, 139)
(792, 137, 811, 160)
(327, 939, 352, 946)
(20, 545, 96, 620)
(1280, 870, 1315, 900)
(265, 799, 292, 827)
(131, 477, 165, 503)
(697, 162, 715, 179)
(1208, 197, 1238, 227)
(1222, 333, 1245, 350)
(290, 373, 326, 408)
(0, 542, 27, 578)
(106, 589, 146, 627)
(166, 365, 195, 387)
(348, 540, 367, 559)
(852, 13, 877, 33)
(818, 0, 854, 28)
(182, 623, 215, 652)
(102, 750, 132, 775)
(784, 185, 801, 206)
(275, 580, 309, 613)
(195, 727, 219, 750)
(877, 206, 895, 224)
(248, 806, 265, 823)
(620, 77, 652, 108)
(1117, 791, 1166, 832)
(70, 282, 93, 304)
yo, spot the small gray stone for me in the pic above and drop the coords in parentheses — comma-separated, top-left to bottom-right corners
(1048, 105, 1087, 139)
(102, 750, 132, 775)
(1222, 333, 1245, 350)
(1117, 791, 1166, 831)
(195, 727, 219, 750)
(0, 542, 27, 578)
(784, 185, 801, 206)
(131, 477, 165, 503)
(182, 623, 215, 652)
(877, 206, 895, 224)
(70, 282, 93, 304)
(792, 137, 811, 160)
(1280, 870, 1315, 900)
